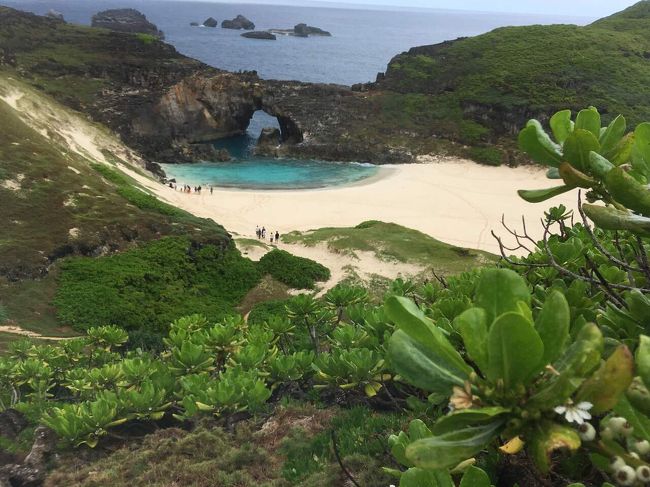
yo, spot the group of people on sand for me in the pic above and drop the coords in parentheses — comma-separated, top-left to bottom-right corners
(167, 182, 214, 195)
(257, 226, 280, 244)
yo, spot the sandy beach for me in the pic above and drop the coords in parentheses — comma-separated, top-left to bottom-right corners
(123, 159, 578, 256)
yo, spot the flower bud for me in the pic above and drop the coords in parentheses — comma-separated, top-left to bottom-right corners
(609, 417, 628, 433)
(578, 423, 596, 442)
(635, 440, 650, 456)
(611, 456, 626, 472)
(636, 465, 650, 482)
(601, 427, 615, 441)
(615, 465, 636, 486)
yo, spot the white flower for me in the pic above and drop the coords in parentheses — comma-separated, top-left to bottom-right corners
(554, 400, 593, 425)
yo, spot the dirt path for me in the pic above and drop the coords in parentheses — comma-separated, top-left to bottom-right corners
(0, 325, 75, 341)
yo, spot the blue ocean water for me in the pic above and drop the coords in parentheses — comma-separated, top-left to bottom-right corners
(5, 0, 592, 85)
(6, 0, 593, 188)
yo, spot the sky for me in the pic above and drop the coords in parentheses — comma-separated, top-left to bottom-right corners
(199, 0, 640, 18)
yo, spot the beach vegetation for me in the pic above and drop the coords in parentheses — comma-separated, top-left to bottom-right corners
(258, 249, 331, 289)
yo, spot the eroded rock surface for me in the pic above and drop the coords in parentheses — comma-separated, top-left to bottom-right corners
(222, 15, 255, 30)
(241, 31, 276, 40)
(91, 8, 164, 38)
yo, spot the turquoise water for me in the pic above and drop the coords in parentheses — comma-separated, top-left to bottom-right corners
(161, 111, 379, 190)
(160, 159, 379, 190)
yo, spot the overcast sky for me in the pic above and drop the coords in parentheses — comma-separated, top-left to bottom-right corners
(200, 0, 640, 18)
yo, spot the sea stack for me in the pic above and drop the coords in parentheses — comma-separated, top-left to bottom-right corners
(222, 15, 255, 30)
(242, 31, 276, 40)
(91, 8, 164, 38)
(203, 17, 218, 28)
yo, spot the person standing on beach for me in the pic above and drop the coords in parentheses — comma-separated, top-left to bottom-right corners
(275, 231, 280, 242)
(210, 186, 213, 195)
(262, 227, 266, 239)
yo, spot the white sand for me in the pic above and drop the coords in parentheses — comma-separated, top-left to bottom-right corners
(122, 161, 578, 256)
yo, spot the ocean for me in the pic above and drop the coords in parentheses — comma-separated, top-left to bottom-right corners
(3, 0, 592, 86)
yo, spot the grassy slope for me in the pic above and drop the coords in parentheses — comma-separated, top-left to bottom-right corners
(0, 74, 231, 334)
(372, 1, 650, 161)
(283, 220, 496, 275)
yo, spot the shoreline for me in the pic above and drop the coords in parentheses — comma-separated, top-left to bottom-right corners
(122, 158, 578, 256)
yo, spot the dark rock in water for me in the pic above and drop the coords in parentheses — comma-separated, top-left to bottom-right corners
(92, 8, 164, 38)
(255, 127, 281, 154)
(242, 31, 276, 40)
(190, 21, 199, 26)
(294, 23, 331, 37)
(45, 9, 64, 22)
(203, 17, 218, 28)
(222, 15, 255, 30)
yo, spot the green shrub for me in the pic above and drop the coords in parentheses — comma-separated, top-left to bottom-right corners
(135, 33, 157, 45)
(258, 250, 330, 290)
(468, 146, 503, 166)
(54, 237, 261, 332)
(247, 299, 291, 326)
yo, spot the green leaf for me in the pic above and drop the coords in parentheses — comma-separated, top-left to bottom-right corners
(637, 335, 650, 390)
(600, 115, 626, 157)
(474, 269, 530, 325)
(460, 466, 492, 487)
(386, 296, 472, 375)
(455, 308, 489, 375)
(587, 151, 615, 178)
(529, 421, 581, 473)
(604, 166, 650, 218)
(577, 345, 634, 414)
(406, 418, 504, 470)
(535, 290, 570, 366)
(433, 408, 510, 435)
(518, 185, 574, 203)
(399, 468, 453, 487)
(487, 312, 544, 389)
(575, 107, 601, 139)
(615, 395, 650, 442)
(635, 122, 650, 164)
(563, 129, 601, 173)
(582, 204, 650, 236)
(550, 109, 573, 144)
(518, 121, 563, 167)
(388, 330, 469, 394)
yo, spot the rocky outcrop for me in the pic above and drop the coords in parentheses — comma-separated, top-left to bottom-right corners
(91, 9, 164, 38)
(294, 23, 331, 37)
(203, 17, 218, 28)
(45, 9, 64, 22)
(190, 22, 199, 27)
(0, 426, 57, 487)
(269, 24, 332, 37)
(242, 31, 276, 40)
(222, 15, 255, 30)
(255, 127, 281, 155)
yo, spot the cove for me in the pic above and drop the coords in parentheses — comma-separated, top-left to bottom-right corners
(161, 112, 379, 190)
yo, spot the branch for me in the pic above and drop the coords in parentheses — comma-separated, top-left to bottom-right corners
(331, 430, 361, 487)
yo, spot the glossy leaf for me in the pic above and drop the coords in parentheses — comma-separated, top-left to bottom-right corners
(637, 335, 650, 390)
(583, 204, 650, 236)
(474, 269, 530, 324)
(399, 468, 453, 487)
(389, 330, 469, 394)
(406, 418, 504, 470)
(455, 307, 489, 374)
(487, 312, 544, 389)
(600, 115, 626, 157)
(549, 109, 573, 145)
(577, 345, 634, 414)
(535, 290, 570, 366)
(575, 107, 601, 139)
(518, 120, 563, 167)
(518, 185, 574, 204)
(563, 129, 600, 173)
(459, 466, 492, 487)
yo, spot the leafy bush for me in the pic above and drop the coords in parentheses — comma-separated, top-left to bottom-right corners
(55, 237, 261, 332)
(468, 146, 503, 166)
(247, 299, 291, 326)
(258, 249, 330, 289)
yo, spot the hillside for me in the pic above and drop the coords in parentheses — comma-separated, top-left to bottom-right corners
(0, 74, 236, 334)
(374, 0, 650, 163)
